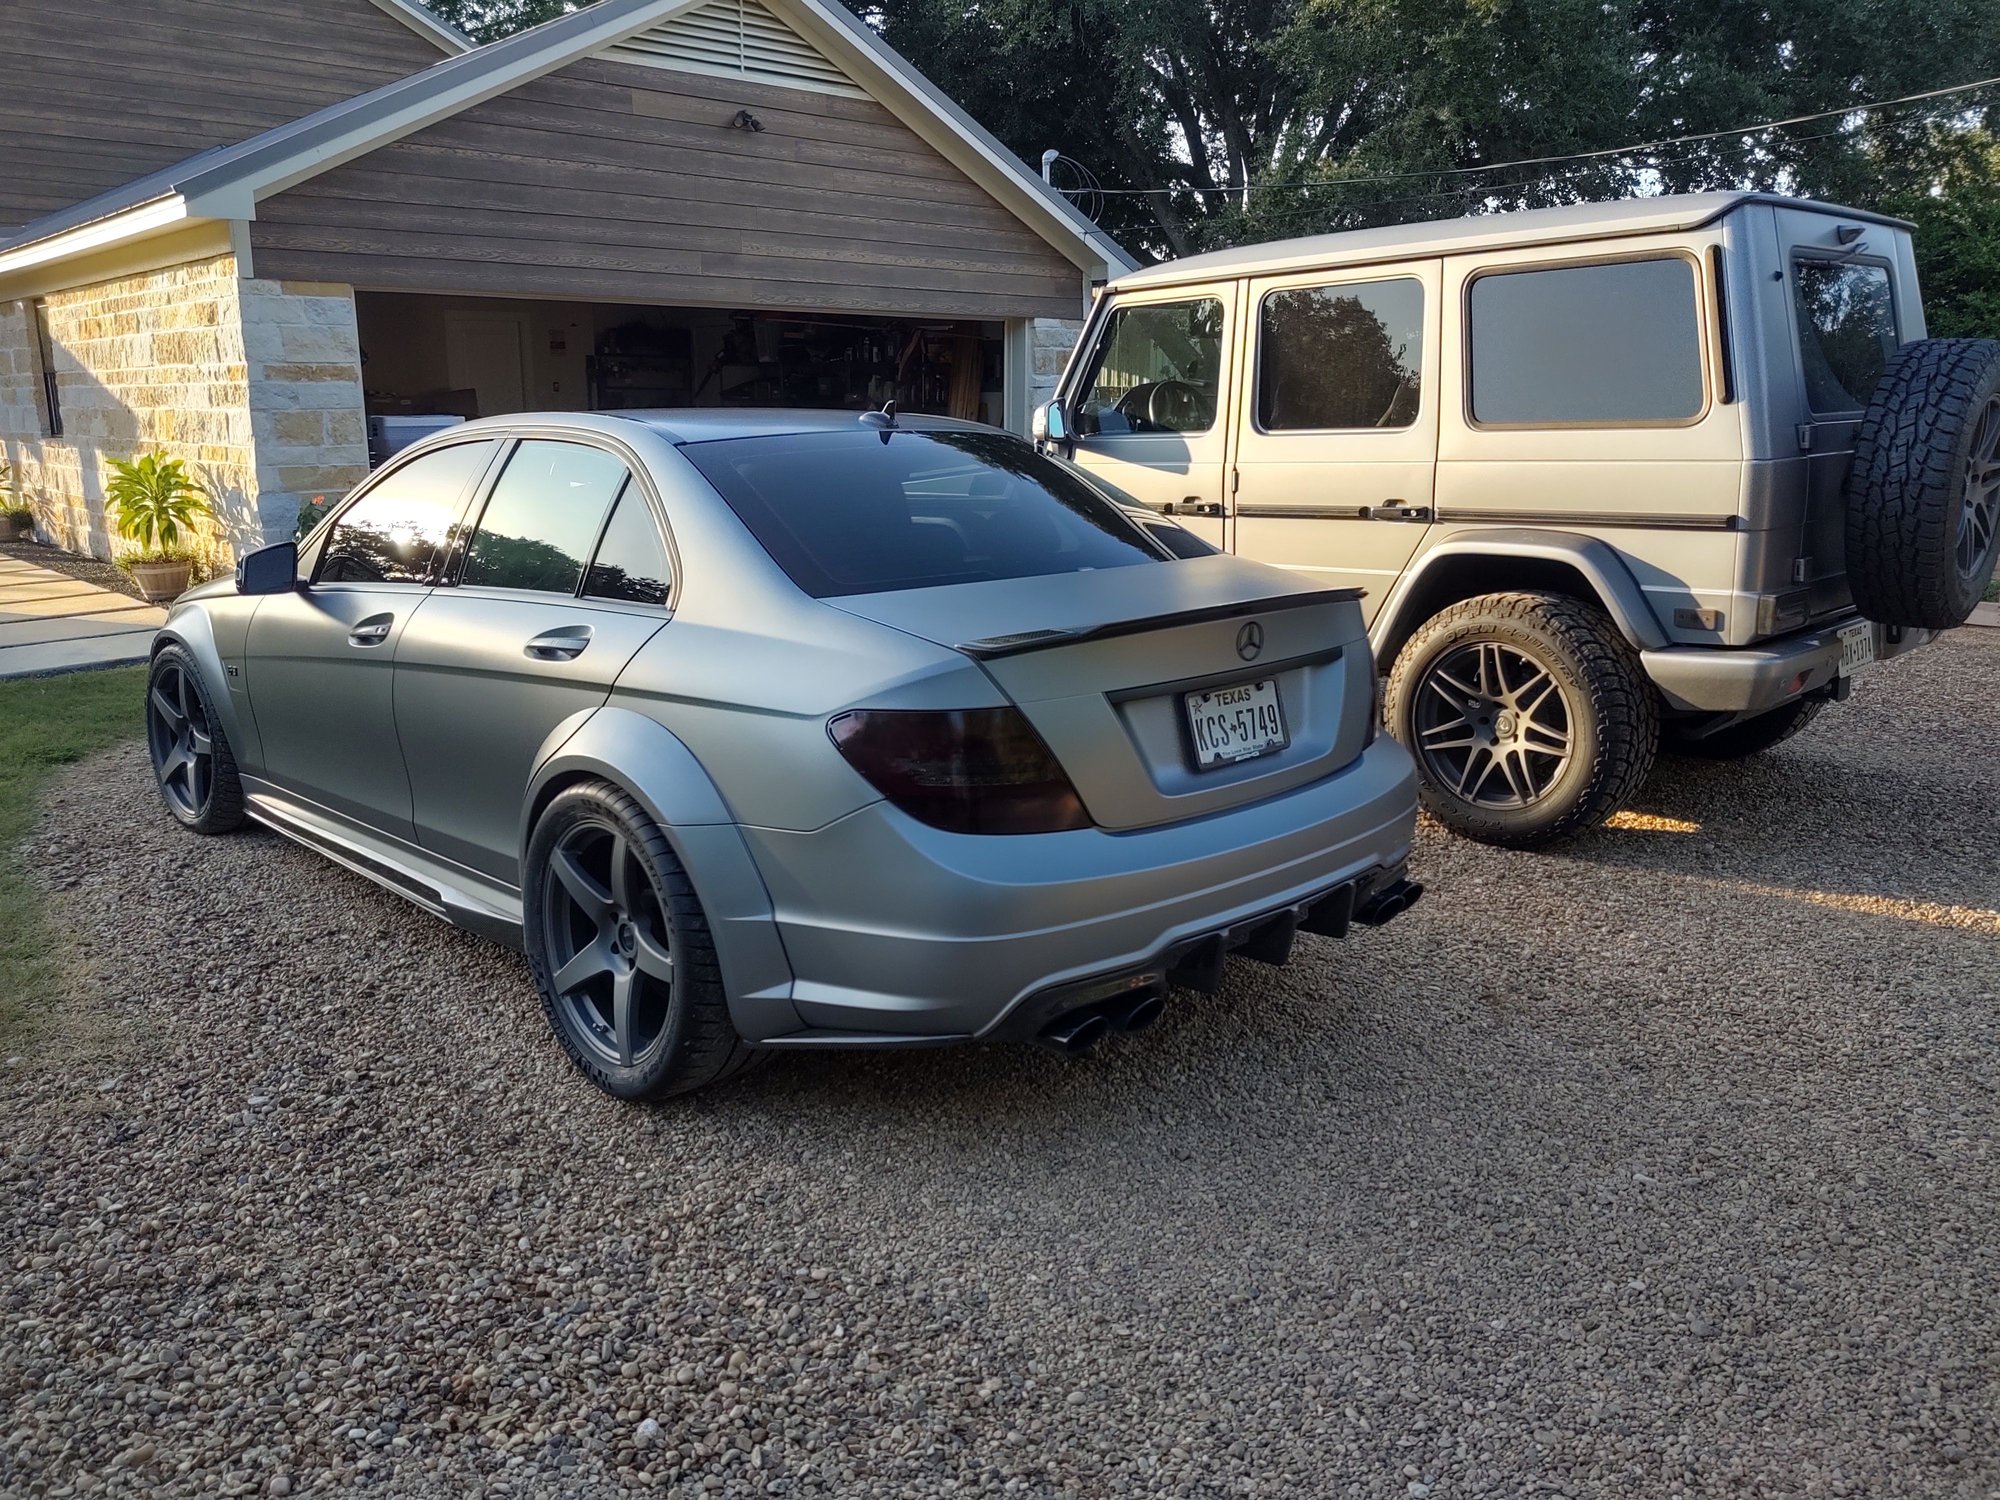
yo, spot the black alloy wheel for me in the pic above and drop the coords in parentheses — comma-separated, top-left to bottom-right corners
(539, 819, 678, 1071)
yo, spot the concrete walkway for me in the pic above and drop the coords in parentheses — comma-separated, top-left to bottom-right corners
(0, 554, 165, 678)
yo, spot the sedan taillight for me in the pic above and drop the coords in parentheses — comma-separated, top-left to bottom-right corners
(827, 707, 1092, 835)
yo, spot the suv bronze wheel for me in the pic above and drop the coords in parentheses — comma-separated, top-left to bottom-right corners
(1387, 592, 1658, 848)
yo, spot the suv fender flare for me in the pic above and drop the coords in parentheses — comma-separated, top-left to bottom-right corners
(522, 705, 800, 1042)
(1370, 529, 1669, 663)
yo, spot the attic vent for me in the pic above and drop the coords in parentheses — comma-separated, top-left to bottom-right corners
(604, 0, 865, 98)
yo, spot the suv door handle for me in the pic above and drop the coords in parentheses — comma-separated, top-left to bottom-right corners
(524, 624, 593, 662)
(1365, 504, 1433, 523)
(347, 614, 394, 647)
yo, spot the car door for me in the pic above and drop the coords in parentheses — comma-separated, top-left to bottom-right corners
(393, 438, 672, 884)
(243, 438, 500, 839)
(1229, 262, 1441, 620)
(1061, 286, 1240, 552)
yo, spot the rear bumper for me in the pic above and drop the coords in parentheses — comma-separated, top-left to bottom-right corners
(1642, 617, 1936, 714)
(734, 734, 1419, 1044)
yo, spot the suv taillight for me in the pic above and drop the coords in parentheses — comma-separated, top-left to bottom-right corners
(828, 707, 1092, 835)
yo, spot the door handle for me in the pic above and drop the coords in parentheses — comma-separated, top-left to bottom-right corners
(1365, 504, 1433, 523)
(347, 615, 393, 647)
(524, 624, 594, 662)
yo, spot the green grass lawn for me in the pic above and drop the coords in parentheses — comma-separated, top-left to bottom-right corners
(0, 666, 146, 1045)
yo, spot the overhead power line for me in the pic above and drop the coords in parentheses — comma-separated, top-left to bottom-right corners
(1089, 72, 2000, 196)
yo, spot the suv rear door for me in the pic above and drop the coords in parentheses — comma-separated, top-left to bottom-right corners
(1231, 259, 1442, 621)
(1061, 285, 1241, 552)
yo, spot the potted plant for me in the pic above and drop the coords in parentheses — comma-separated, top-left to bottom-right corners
(107, 453, 210, 601)
(0, 459, 31, 540)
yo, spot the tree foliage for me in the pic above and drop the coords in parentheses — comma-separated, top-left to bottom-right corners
(422, 0, 2000, 332)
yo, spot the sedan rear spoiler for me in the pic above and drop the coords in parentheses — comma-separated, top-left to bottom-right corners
(955, 587, 1365, 660)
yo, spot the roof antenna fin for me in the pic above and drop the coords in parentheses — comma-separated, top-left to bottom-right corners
(858, 401, 898, 443)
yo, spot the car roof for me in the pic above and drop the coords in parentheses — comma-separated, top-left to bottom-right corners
(607, 409, 1007, 445)
(1109, 191, 1914, 293)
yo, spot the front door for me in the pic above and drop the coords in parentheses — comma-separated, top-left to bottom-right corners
(243, 439, 499, 839)
(393, 439, 672, 884)
(1230, 261, 1441, 620)
(1062, 287, 1239, 551)
(445, 312, 529, 418)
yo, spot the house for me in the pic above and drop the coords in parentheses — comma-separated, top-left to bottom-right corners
(0, 0, 1132, 561)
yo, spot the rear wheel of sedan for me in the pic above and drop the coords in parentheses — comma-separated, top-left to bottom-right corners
(523, 781, 757, 1100)
(1386, 592, 1658, 848)
(145, 644, 245, 834)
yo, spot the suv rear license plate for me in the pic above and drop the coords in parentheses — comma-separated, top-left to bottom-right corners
(1185, 679, 1287, 768)
(1837, 621, 1875, 675)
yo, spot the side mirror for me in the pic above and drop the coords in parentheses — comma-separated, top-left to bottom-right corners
(1033, 399, 1071, 447)
(236, 540, 299, 596)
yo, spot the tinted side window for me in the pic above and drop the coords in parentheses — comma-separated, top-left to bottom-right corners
(1469, 258, 1705, 425)
(318, 441, 495, 584)
(1793, 259, 1897, 413)
(1079, 298, 1223, 436)
(585, 492, 672, 606)
(1259, 278, 1424, 431)
(461, 441, 629, 595)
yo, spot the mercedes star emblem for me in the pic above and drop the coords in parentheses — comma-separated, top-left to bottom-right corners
(1236, 621, 1264, 662)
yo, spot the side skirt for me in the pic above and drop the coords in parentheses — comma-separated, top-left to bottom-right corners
(242, 781, 525, 950)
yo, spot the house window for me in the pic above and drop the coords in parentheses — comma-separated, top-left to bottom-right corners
(30, 300, 62, 437)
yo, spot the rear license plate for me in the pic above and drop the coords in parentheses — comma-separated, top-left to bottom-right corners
(1837, 620, 1875, 675)
(1185, 678, 1287, 768)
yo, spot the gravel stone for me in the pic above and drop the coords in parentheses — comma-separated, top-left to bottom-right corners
(2, 632, 1996, 1497)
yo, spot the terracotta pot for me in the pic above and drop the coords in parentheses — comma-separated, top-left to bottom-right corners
(128, 559, 191, 602)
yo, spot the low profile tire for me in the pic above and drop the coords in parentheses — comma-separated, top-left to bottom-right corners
(1664, 698, 1824, 761)
(523, 781, 758, 1101)
(145, 644, 245, 834)
(1386, 592, 1659, 848)
(1845, 337, 2000, 628)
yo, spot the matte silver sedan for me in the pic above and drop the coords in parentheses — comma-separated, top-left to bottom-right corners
(147, 411, 1421, 1098)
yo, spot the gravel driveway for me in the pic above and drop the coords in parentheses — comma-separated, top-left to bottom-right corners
(4, 631, 1996, 1499)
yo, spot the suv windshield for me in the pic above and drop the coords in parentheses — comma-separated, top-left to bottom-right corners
(682, 429, 1167, 598)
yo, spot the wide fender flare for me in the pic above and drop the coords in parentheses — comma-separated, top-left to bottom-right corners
(152, 611, 263, 770)
(1373, 528, 1670, 655)
(522, 706, 800, 1042)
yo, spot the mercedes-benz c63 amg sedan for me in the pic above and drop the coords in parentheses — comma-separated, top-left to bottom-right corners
(146, 411, 1420, 1098)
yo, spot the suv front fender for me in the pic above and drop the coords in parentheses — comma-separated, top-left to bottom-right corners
(1371, 529, 1670, 662)
(523, 705, 800, 1043)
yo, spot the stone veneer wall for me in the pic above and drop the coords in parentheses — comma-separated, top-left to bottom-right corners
(0, 255, 366, 566)
(1028, 316, 1084, 413)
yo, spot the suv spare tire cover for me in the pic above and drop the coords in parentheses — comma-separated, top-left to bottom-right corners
(1844, 336, 2000, 629)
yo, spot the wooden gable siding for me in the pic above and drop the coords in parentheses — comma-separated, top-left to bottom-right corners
(249, 58, 1088, 322)
(0, 0, 446, 231)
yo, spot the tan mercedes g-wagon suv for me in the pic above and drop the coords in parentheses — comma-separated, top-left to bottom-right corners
(1036, 192, 2000, 846)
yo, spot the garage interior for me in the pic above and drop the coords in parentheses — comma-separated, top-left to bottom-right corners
(355, 291, 1007, 439)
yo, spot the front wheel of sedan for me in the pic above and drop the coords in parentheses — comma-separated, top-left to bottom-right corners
(523, 781, 758, 1100)
(145, 644, 245, 834)
(1385, 592, 1659, 848)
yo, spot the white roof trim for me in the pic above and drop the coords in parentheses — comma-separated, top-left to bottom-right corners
(366, 0, 472, 52)
(0, 196, 190, 278)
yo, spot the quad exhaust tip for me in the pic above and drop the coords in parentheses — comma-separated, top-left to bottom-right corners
(1036, 986, 1166, 1056)
(1354, 878, 1424, 927)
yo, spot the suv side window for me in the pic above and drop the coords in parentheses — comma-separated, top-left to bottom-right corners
(460, 440, 630, 595)
(317, 441, 496, 584)
(1258, 277, 1424, 431)
(584, 490, 672, 606)
(1792, 258, 1897, 414)
(1468, 257, 1705, 426)
(1077, 298, 1223, 436)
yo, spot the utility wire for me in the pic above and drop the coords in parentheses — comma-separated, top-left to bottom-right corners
(1089, 72, 2000, 196)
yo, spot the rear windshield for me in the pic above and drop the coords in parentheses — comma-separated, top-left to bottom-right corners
(1792, 257, 1898, 414)
(681, 429, 1166, 598)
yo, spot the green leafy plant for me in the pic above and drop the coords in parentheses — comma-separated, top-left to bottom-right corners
(0, 458, 27, 523)
(105, 453, 209, 561)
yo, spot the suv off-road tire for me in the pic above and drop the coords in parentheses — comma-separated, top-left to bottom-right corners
(1386, 593, 1658, 848)
(1845, 337, 2000, 629)
(524, 781, 762, 1100)
(1663, 697, 1824, 761)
